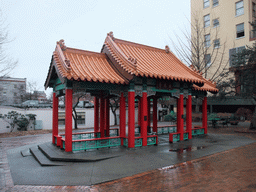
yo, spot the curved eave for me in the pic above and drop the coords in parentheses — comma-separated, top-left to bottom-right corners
(105, 35, 206, 86)
(192, 84, 219, 94)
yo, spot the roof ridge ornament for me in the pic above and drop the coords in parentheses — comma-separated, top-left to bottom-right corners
(128, 56, 137, 64)
(57, 39, 67, 51)
(107, 31, 114, 40)
(165, 45, 170, 53)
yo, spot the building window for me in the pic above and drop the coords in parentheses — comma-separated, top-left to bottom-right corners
(236, 1, 244, 16)
(253, 3, 256, 17)
(213, 39, 220, 49)
(213, 0, 219, 7)
(229, 46, 245, 67)
(213, 18, 219, 27)
(204, 54, 211, 67)
(204, 34, 211, 47)
(203, 0, 210, 8)
(236, 23, 244, 38)
(204, 14, 210, 28)
(14, 92, 17, 96)
(14, 84, 17, 88)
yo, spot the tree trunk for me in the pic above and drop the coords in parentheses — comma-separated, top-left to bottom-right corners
(113, 112, 117, 125)
(72, 109, 78, 129)
(249, 108, 256, 130)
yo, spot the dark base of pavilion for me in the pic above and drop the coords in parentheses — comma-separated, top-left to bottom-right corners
(30, 142, 125, 166)
(8, 133, 255, 186)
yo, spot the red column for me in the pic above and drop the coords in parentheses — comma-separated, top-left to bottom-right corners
(186, 95, 192, 139)
(100, 96, 105, 138)
(65, 88, 73, 152)
(176, 98, 180, 132)
(147, 98, 151, 132)
(94, 97, 99, 135)
(153, 96, 158, 133)
(128, 91, 135, 148)
(202, 97, 208, 134)
(120, 92, 126, 145)
(52, 92, 58, 144)
(138, 98, 141, 127)
(177, 95, 184, 141)
(105, 97, 110, 137)
(141, 91, 148, 146)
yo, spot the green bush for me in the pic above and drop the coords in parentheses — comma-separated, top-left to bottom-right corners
(164, 111, 177, 122)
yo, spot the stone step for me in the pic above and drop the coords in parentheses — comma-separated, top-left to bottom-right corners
(38, 142, 123, 162)
(29, 147, 66, 166)
(20, 149, 32, 157)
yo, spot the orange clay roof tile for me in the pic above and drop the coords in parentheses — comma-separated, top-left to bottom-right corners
(103, 33, 218, 93)
(46, 34, 218, 93)
(52, 44, 127, 85)
(104, 35, 206, 85)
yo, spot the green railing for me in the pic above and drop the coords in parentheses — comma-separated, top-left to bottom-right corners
(172, 133, 180, 142)
(121, 137, 143, 147)
(71, 137, 121, 151)
(147, 136, 157, 145)
(61, 129, 119, 141)
(123, 138, 128, 147)
(63, 140, 65, 149)
(135, 137, 142, 147)
(183, 132, 188, 140)
(192, 128, 205, 136)
(157, 126, 177, 134)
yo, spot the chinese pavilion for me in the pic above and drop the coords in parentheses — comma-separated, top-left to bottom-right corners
(45, 32, 218, 152)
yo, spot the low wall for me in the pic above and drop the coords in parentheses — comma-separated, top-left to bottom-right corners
(0, 106, 117, 133)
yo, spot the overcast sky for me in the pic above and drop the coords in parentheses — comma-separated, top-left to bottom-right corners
(1, 0, 190, 97)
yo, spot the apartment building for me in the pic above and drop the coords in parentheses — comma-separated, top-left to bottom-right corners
(191, 0, 256, 82)
(0, 77, 26, 105)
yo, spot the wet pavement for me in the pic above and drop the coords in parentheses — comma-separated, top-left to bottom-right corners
(0, 124, 256, 191)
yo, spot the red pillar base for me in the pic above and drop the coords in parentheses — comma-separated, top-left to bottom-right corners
(177, 95, 184, 141)
(52, 92, 59, 144)
(186, 95, 192, 140)
(128, 91, 135, 148)
(141, 92, 148, 146)
(120, 92, 126, 146)
(202, 97, 208, 134)
(65, 88, 73, 152)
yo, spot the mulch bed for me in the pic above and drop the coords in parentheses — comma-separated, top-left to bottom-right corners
(0, 130, 53, 138)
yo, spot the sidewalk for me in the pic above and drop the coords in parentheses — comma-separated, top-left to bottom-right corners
(1, 122, 256, 191)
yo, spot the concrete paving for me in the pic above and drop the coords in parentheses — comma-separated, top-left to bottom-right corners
(6, 133, 255, 186)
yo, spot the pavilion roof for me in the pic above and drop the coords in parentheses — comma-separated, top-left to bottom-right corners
(45, 33, 218, 93)
(44, 40, 128, 88)
(103, 32, 208, 86)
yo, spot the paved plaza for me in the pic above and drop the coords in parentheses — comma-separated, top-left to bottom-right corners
(0, 123, 256, 191)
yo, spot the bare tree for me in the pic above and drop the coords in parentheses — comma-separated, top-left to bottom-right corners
(170, 14, 229, 83)
(25, 81, 39, 101)
(169, 14, 230, 112)
(72, 92, 93, 129)
(0, 10, 17, 77)
(109, 97, 119, 125)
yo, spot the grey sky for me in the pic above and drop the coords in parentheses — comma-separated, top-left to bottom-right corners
(1, 0, 190, 96)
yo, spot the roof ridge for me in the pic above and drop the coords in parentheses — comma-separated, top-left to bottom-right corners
(104, 34, 137, 74)
(114, 38, 166, 52)
(65, 47, 106, 58)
